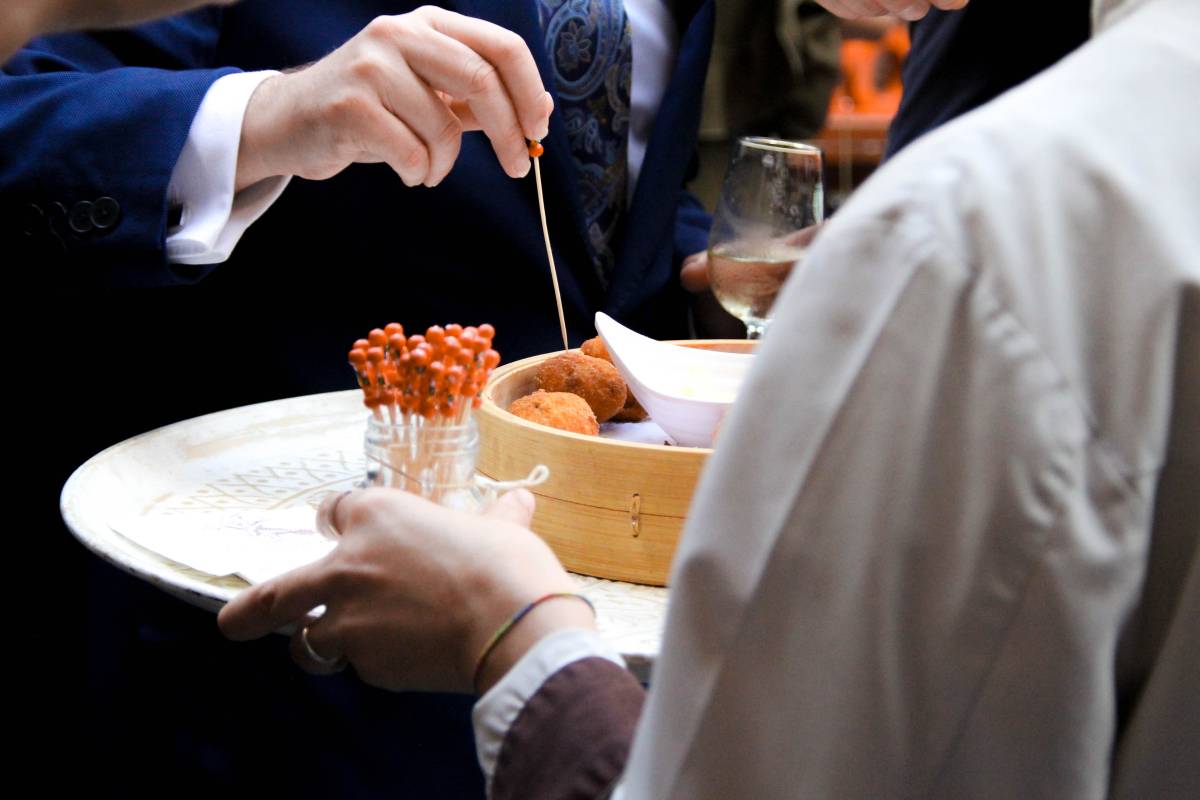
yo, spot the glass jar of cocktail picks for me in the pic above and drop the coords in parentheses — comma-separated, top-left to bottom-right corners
(350, 321, 546, 513)
(363, 415, 482, 511)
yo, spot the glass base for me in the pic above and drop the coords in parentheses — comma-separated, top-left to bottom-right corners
(744, 318, 770, 340)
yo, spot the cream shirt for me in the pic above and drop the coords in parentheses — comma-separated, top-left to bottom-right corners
(478, 0, 1199, 795)
(617, 0, 1199, 796)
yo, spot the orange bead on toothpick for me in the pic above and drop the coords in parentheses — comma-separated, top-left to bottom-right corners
(354, 347, 382, 416)
(527, 139, 544, 158)
(388, 333, 407, 361)
(348, 347, 372, 395)
(350, 321, 500, 427)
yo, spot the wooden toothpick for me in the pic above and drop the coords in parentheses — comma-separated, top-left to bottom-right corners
(530, 142, 570, 352)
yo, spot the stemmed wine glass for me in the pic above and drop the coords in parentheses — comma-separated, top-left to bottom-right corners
(707, 137, 824, 339)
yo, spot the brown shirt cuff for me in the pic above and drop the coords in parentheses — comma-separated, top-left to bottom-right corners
(491, 657, 646, 800)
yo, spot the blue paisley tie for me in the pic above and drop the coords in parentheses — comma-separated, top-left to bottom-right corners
(537, 0, 633, 283)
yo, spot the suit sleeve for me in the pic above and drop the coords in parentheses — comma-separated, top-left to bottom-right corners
(673, 187, 711, 262)
(0, 12, 239, 285)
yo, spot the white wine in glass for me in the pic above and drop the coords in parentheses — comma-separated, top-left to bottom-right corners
(707, 137, 824, 339)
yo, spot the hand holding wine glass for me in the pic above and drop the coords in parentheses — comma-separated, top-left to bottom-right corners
(707, 138, 824, 339)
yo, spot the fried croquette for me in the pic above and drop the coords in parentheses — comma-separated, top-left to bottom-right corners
(580, 336, 610, 361)
(611, 393, 648, 422)
(578, 337, 647, 422)
(508, 390, 599, 435)
(534, 352, 627, 423)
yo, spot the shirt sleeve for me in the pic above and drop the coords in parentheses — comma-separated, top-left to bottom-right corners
(473, 628, 638, 797)
(166, 70, 291, 265)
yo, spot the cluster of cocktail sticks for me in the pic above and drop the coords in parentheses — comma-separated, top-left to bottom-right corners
(348, 322, 500, 427)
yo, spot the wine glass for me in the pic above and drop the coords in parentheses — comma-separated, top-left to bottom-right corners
(707, 137, 824, 339)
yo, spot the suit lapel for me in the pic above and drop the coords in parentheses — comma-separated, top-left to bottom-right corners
(608, 0, 714, 315)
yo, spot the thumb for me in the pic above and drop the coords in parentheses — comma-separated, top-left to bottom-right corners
(484, 489, 536, 527)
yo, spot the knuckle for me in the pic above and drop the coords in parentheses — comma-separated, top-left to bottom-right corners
(346, 489, 390, 528)
(347, 53, 384, 85)
(327, 88, 371, 123)
(363, 15, 399, 42)
(347, 487, 412, 531)
(493, 32, 526, 66)
(253, 582, 284, 618)
(437, 115, 464, 146)
(464, 57, 499, 97)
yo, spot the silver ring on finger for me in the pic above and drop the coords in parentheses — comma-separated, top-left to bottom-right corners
(316, 490, 354, 540)
(301, 624, 347, 671)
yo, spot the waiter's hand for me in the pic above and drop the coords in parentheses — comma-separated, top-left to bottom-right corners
(235, 7, 554, 191)
(218, 488, 591, 695)
(816, 0, 968, 22)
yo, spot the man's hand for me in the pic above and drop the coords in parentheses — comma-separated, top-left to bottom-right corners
(218, 488, 591, 695)
(235, 7, 554, 191)
(816, 0, 969, 22)
(682, 224, 824, 293)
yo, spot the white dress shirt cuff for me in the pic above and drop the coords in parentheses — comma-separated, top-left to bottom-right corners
(166, 70, 290, 265)
(472, 628, 626, 793)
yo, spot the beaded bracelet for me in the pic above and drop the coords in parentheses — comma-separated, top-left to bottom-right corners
(472, 592, 595, 691)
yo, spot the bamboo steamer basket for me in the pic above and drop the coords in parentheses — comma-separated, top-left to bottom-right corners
(476, 340, 753, 586)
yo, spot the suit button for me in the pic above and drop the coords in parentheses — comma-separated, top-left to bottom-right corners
(47, 201, 68, 231)
(91, 196, 121, 229)
(20, 204, 45, 237)
(46, 202, 69, 251)
(69, 201, 95, 234)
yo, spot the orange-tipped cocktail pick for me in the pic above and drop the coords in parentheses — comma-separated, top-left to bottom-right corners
(527, 141, 568, 351)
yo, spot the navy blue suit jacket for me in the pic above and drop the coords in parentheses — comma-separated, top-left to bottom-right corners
(1, 0, 713, 366)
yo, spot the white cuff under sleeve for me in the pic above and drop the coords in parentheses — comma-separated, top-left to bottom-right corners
(166, 70, 291, 265)
(472, 628, 626, 792)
